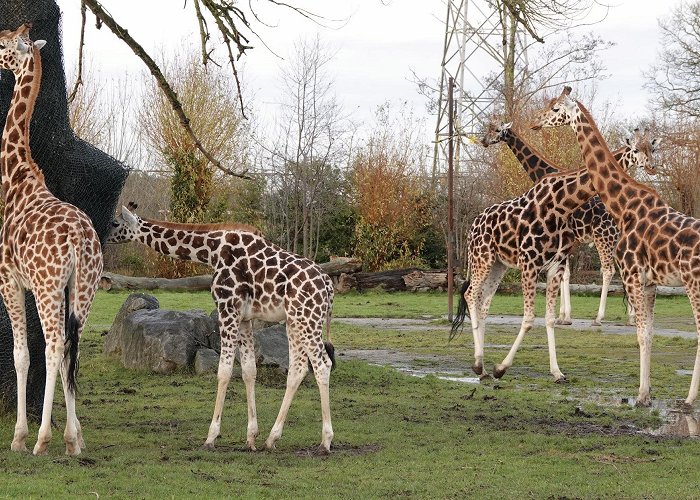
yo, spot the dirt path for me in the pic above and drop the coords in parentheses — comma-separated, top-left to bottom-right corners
(335, 315, 696, 338)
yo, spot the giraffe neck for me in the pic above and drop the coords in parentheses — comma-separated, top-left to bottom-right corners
(1, 47, 45, 203)
(543, 167, 597, 216)
(571, 101, 650, 222)
(502, 130, 558, 183)
(504, 129, 628, 183)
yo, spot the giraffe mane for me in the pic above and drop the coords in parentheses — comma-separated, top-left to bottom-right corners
(576, 100, 659, 195)
(141, 217, 265, 237)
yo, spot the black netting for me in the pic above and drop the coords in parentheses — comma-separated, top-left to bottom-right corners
(0, 1, 129, 417)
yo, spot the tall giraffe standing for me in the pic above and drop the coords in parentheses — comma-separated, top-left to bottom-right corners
(533, 86, 700, 407)
(481, 123, 658, 325)
(0, 25, 103, 456)
(451, 166, 597, 382)
(107, 205, 335, 453)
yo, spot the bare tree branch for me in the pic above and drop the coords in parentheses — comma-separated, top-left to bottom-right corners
(67, 0, 87, 104)
(83, 0, 250, 179)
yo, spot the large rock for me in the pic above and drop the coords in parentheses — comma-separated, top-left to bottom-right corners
(103, 293, 160, 357)
(194, 348, 220, 375)
(104, 293, 216, 374)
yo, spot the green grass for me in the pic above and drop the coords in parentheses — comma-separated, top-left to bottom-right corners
(0, 289, 698, 498)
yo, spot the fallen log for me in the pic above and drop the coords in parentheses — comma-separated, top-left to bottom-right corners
(403, 270, 448, 292)
(355, 268, 423, 292)
(99, 273, 213, 292)
(319, 257, 362, 276)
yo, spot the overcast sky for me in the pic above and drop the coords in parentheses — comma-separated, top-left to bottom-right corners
(53, 0, 677, 137)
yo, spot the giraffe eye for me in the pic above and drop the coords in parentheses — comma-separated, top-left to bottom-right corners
(551, 106, 560, 112)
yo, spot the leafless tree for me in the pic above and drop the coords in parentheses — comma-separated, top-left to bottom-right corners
(263, 35, 351, 259)
(645, 1, 700, 119)
(139, 49, 250, 223)
(73, 0, 336, 179)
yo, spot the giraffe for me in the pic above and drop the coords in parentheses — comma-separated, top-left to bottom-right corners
(451, 165, 597, 382)
(107, 205, 336, 453)
(532, 86, 700, 407)
(0, 24, 103, 455)
(481, 122, 659, 326)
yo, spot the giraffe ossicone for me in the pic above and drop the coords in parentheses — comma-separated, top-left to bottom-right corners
(0, 24, 103, 456)
(108, 204, 336, 453)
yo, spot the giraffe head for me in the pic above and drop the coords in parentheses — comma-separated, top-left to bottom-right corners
(107, 203, 141, 244)
(480, 122, 513, 147)
(531, 86, 577, 131)
(0, 23, 46, 74)
(620, 128, 661, 176)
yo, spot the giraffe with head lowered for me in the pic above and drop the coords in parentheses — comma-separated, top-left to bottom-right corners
(451, 163, 598, 382)
(0, 24, 103, 455)
(107, 204, 335, 453)
(532, 86, 700, 407)
(481, 122, 659, 326)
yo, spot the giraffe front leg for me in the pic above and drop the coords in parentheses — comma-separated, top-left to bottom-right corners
(238, 320, 259, 451)
(683, 276, 700, 407)
(203, 329, 238, 450)
(556, 261, 572, 325)
(1, 281, 29, 452)
(624, 274, 653, 407)
(495, 267, 537, 379)
(545, 264, 566, 382)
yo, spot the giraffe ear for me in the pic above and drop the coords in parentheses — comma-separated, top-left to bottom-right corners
(121, 205, 138, 226)
(624, 137, 633, 147)
(562, 86, 572, 96)
(651, 138, 662, 150)
(34, 40, 46, 50)
(502, 122, 512, 130)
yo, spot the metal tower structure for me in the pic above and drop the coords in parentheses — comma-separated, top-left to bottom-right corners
(433, 0, 528, 318)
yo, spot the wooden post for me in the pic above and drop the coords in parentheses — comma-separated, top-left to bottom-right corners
(447, 77, 455, 322)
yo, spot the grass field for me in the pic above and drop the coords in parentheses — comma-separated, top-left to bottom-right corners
(0, 289, 699, 498)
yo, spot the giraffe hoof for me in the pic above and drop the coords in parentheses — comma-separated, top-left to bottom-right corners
(554, 375, 568, 384)
(264, 441, 276, 451)
(493, 365, 507, 379)
(201, 442, 216, 451)
(245, 442, 257, 452)
(471, 364, 484, 376)
(10, 441, 27, 453)
(555, 319, 572, 326)
(591, 320, 602, 327)
(635, 396, 652, 408)
(32, 444, 49, 456)
(316, 444, 331, 456)
(479, 373, 492, 381)
(65, 445, 81, 457)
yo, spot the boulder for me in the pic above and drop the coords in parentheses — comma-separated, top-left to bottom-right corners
(194, 348, 220, 375)
(253, 325, 289, 371)
(103, 293, 160, 357)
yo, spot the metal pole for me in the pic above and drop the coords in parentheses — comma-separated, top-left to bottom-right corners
(447, 77, 455, 322)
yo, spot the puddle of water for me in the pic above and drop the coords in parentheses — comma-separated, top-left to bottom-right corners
(676, 369, 693, 376)
(581, 393, 700, 438)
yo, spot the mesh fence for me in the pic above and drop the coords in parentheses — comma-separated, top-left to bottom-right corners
(0, 0, 129, 417)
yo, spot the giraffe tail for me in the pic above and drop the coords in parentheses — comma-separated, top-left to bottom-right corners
(449, 279, 470, 342)
(323, 276, 335, 370)
(64, 308, 81, 396)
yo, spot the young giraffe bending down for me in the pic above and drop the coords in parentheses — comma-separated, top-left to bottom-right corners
(451, 166, 597, 382)
(533, 86, 700, 407)
(107, 205, 336, 453)
(0, 25, 102, 455)
(481, 122, 658, 325)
